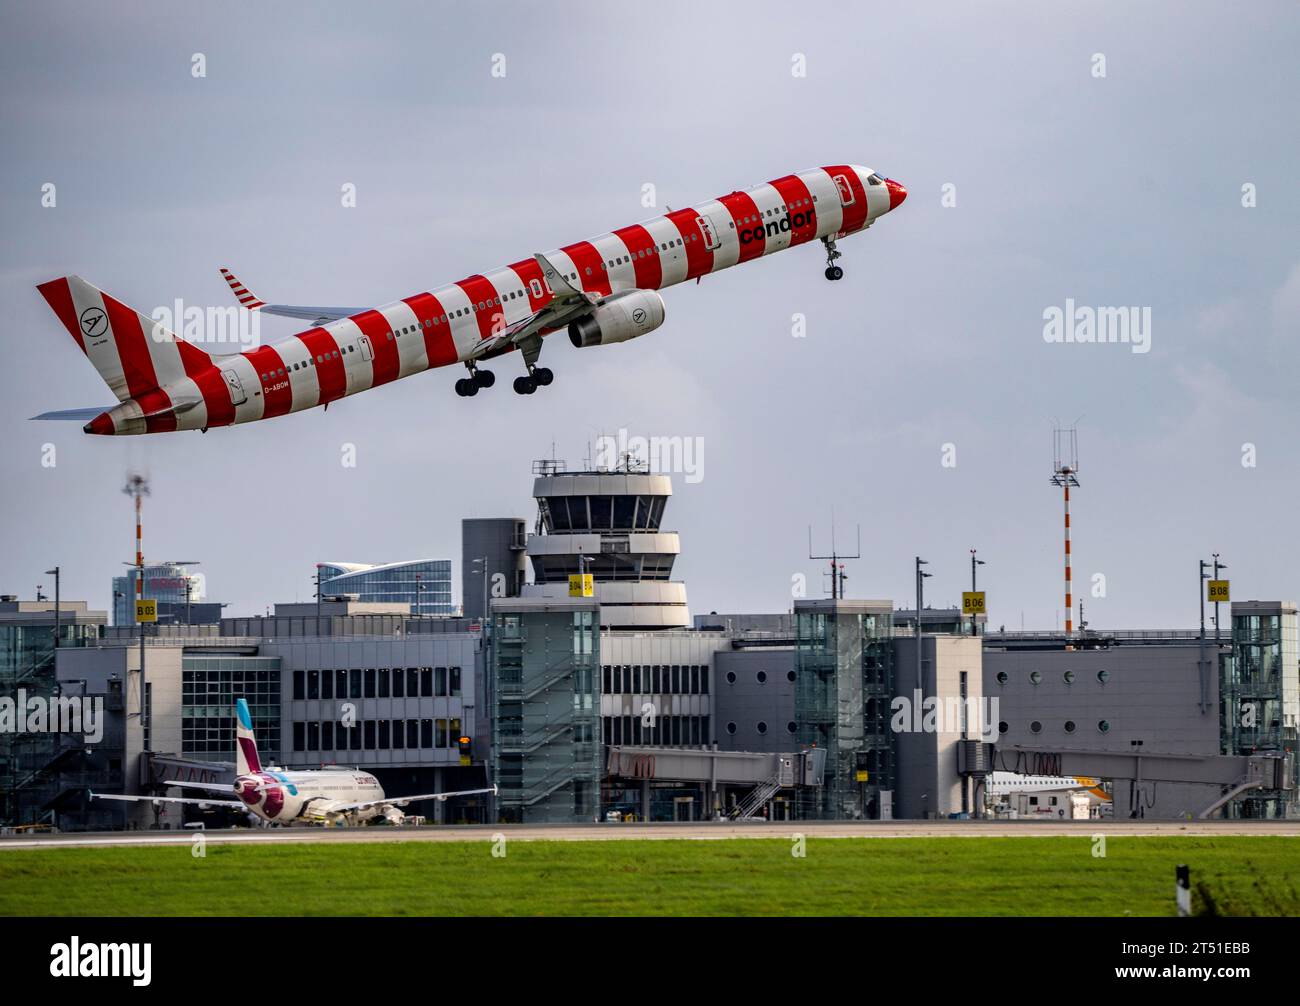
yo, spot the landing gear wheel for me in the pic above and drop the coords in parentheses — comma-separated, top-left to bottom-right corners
(455, 378, 479, 397)
(532, 367, 553, 387)
(821, 235, 843, 280)
(513, 375, 537, 395)
(473, 368, 495, 388)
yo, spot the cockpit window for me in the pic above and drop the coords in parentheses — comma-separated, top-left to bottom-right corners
(867, 173, 886, 186)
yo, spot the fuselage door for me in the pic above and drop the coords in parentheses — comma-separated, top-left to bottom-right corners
(697, 214, 724, 251)
(221, 369, 247, 406)
(357, 335, 374, 361)
(832, 173, 856, 207)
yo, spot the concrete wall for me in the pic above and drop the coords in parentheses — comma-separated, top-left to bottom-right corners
(461, 518, 527, 622)
(985, 646, 1219, 755)
(984, 645, 1222, 818)
(893, 636, 983, 820)
(714, 648, 796, 752)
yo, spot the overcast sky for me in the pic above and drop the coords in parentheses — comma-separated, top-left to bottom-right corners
(1, 1, 1297, 629)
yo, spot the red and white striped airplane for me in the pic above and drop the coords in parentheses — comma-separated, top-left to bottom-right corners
(34, 164, 905, 435)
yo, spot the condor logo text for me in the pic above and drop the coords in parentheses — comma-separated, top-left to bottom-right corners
(738, 208, 816, 244)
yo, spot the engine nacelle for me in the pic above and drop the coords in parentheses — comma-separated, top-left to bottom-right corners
(568, 290, 666, 348)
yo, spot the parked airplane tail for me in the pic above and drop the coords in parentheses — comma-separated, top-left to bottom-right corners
(36, 275, 214, 403)
(235, 698, 262, 776)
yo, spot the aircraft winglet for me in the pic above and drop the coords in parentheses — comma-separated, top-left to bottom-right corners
(219, 267, 267, 311)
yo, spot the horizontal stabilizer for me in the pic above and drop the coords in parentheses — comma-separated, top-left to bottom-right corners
(31, 407, 114, 421)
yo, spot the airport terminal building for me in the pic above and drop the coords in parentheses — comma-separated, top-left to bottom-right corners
(3, 460, 1296, 830)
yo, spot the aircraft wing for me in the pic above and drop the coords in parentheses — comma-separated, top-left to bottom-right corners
(332, 784, 498, 814)
(468, 253, 598, 361)
(152, 779, 235, 794)
(220, 268, 365, 325)
(91, 791, 244, 808)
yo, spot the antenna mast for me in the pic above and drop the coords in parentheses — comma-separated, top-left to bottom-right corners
(1050, 427, 1080, 645)
(809, 515, 861, 601)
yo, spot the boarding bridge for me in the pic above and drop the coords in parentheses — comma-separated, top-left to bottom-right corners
(605, 746, 825, 821)
(968, 742, 1292, 819)
(142, 752, 234, 790)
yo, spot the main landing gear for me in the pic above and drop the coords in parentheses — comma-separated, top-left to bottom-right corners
(454, 365, 496, 397)
(822, 236, 844, 281)
(458, 333, 553, 397)
(512, 367, 553, 396)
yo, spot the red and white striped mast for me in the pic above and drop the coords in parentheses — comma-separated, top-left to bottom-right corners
(1050, 429, 1080, 647)
(123, 472, 151, 746)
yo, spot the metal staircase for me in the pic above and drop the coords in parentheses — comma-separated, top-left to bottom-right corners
(730, 773, 783, 820)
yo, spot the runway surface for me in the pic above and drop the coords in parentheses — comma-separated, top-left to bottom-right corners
(3, 818, 1298, 849)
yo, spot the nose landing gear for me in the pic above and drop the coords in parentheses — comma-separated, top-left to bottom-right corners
(822, 236, 844, 281)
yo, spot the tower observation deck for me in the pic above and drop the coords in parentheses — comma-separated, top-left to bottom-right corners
(521, 457, 689, 629)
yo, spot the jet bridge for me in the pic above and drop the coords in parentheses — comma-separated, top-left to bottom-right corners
(983, 744, 1291, 819)
(143, 752, 234, 790)
(605, 746, 825, 820)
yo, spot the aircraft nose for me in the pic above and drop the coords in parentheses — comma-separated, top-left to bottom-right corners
(886, 178, 907, 210)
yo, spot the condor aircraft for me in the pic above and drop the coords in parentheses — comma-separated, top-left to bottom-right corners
(986, 772, 1110, 802)
(34, 163, 905, 435)
(93, 699, 495, 826)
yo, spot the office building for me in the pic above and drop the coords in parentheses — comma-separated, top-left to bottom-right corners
(111, 563, 204, 626)
(317, 559, 454, 616)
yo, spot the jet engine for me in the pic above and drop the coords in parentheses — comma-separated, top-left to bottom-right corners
(568, 290, 666, 348)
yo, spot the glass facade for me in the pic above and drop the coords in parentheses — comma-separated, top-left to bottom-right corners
(599, 662, 710, 745)
(531, 552, 675, 583)
(111, 564, 202, 626)
(318, 560, 453, 616)
(491, 604, 600, 823)
(0, 618, 99, 826)
(1220, 604, 1299, 818)
(288, 664, 459, 756)
(181, 656, 281, 760)
(794, 602, 894, 820)
(538, 494, 666, 533)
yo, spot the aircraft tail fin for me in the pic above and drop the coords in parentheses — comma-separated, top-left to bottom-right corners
(235, 698, 262, 776)
(36, 275, 214, 403)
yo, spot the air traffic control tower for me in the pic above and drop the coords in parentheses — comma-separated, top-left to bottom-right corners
(521, 457, 690, 629)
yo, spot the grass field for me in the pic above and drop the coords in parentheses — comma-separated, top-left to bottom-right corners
(1, 836, 1298, 916)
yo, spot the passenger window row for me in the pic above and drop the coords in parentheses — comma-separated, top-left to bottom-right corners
(256, 193, 820, 384)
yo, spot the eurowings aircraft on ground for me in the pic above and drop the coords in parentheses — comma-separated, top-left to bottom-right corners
(93, 699, 495, 826)
(34, 163, 905, 435)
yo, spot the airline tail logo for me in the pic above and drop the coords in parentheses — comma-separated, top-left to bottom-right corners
(80, 307, 108, 341)
(235, 698, 262, 775)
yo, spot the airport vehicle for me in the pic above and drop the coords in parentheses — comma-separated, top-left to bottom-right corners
(93, 699, 495, 826)
(35, 164, 906, 434)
